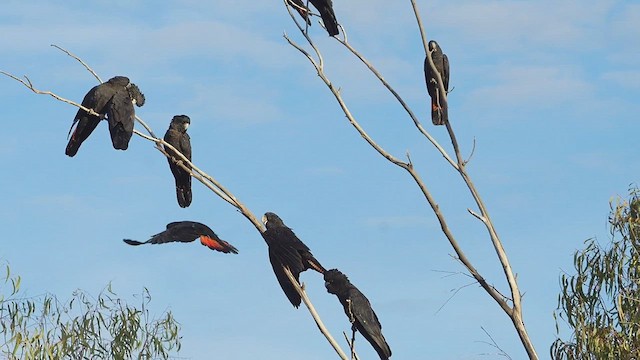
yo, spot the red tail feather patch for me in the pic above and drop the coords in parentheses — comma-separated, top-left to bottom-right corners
(200, 235, 225, 251)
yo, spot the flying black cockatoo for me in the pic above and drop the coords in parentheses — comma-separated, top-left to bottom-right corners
(324, 269, 392, 360)
(262, 212, 326, 308)
(288, 0, 339, 36)
(65, 76, 131, 156)
(123, 221, 238, 254)
(164, 115, 192, 208)
(107, 82, 145, 151)
(424, 40, 450, 126)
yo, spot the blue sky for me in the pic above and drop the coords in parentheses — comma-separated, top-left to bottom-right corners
(1, 0, 639, 359)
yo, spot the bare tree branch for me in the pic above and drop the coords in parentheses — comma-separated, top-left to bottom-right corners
(284, 0, 539, 358)
(413, 2, 537, 359)
(284, 0, 511, 313)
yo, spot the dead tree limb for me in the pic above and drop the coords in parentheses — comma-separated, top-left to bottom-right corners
(283, 0, 539, 358)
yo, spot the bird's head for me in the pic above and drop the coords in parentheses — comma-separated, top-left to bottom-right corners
(262, 212, 284, 229)
(170, 115, 191, 132)
(428, 40, 440, 53)
(107, 76, 130, 87)
(324, 269, 351, 295)
(128, 83, 145, 107)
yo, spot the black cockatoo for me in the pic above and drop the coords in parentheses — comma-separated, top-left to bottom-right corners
(66, 76, 130, 156)
(107, 82, 145, 151)
(424, 40, 450, 125)
(123, 221, 238, 254)
(262, 212, 326, 307)
(324, 269, 392, 359)
(163, 115, 192, 208)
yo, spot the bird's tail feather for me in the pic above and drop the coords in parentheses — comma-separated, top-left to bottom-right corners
(65, 138, 80, 157)
(431, 101, 448, 126)
(320, 11, 339, 36)
(123, 239, 145, 246)
(199, 235, 239, 254)
(109, 124, 132, 150)
(176, 186, 192, 208)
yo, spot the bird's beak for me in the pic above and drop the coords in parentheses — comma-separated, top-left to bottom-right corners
(261, 214, 268, 225)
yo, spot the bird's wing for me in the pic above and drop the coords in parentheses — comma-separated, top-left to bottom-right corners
(107, 90, 135, 127)
(131, 223, 199, 245)
(180, 132, 192, 164)
(442, 53, 450, 91)
(92, 82, 119, 115)
(350, 288, 392, 359)
(268, 247, 302, 307)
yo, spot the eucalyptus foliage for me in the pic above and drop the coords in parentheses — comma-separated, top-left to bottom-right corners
(552, 187, 640, 359)
(0, 265, 181, 359)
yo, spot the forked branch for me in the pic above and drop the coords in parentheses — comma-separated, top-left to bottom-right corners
(284, 0, 538, 358)
(411, 1, 536, 357)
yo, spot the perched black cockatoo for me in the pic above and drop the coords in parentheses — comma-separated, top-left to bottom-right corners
(324, 269, 392, 360)
(107, 83, 145, 151)
(123, 221, 238, 254)
(164, 115, 192, 208)
(65, 76, 130, 156)
(423, 40, 450, 125)
(287, 0, 311, 25)
(289, 0, 339, 36)
(262, 212, 326, 308)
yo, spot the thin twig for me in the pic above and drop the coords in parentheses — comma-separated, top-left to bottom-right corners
(51, 44, 102, 83)
(410, 0, 429, 55)
(464, 138, 477, 165)
(342, 330, 360, 360)
(478, 326, 513, 359)
(435, 281, 476, 314)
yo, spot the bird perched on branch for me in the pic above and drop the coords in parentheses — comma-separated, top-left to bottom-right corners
(107, 82, 145, 151)
(424, 40, 449, 126)
(288, 0, 339, 36)
(262, 212, 326, 307)
(66, 76, 132, 156)
(164, 115, 192, 208)
(324, 269, 392, 360)
(123, 221, 238, 254)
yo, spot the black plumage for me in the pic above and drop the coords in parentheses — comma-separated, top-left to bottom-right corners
(324, 269, 392, 360)
(262, 212, 326, 308)
(107, 83, 145, 151)
(289, 0, 339, 36)
(288, 0, 311, 25)
(65, 76, 130, 157)
(164, 115, 192, 208)
(123, 221, 238, 254)
(424, 40, 450, 126)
